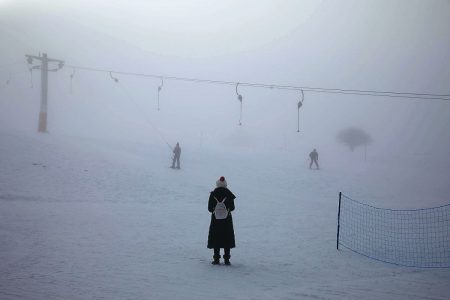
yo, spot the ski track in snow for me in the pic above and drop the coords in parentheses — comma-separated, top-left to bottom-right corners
(0, 131, 449, 300)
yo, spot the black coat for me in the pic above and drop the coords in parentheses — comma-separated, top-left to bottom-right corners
(207, 187, 236, 249)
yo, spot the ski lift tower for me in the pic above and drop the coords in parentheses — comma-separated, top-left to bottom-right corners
(25, 53, 64, 133)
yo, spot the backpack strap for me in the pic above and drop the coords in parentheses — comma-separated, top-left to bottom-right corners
(213, 196, 227, 203)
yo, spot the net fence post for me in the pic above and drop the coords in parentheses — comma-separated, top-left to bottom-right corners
(337, 192, 342, 250)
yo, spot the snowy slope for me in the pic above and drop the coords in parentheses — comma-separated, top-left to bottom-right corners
(1, 130, 449, 300)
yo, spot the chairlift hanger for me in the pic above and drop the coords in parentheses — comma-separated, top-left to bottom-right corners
(235, 82, 242, 102)
(236, 82, 243, 125)
(298, 89, 304, 109)
(297, 89, 304, 132)
(29, 67, 33, 88)
(158, 77, 164, 92)
(70, 68, 76, 79)
(157, 78, 164, 111)
(69, 68, 76, 94)
(110, 71, 119, 83)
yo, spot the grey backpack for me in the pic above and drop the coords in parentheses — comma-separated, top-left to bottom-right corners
(214, 197, 228, 219)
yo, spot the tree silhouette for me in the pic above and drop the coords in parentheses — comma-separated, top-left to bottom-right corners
(337, 127, 372, 152)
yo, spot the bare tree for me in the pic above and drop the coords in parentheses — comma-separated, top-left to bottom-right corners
(337, 127, 372, 154)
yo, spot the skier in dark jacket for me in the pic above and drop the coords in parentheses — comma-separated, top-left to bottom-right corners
(207, 176, 236, 265)
(171, 142, 181, 169)
(309, 148, 319, 169)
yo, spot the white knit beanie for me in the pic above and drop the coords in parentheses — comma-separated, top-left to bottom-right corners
(216, 176, 227, 188)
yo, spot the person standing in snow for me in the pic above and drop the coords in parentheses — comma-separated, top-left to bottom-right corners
(309, 148, 319, 169)
(207, 176, 236, 265)
(171, 142, 181, 169)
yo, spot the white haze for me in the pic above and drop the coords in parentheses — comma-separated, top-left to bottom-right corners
(1, 0, 450, 202)
(1, 2, 450, 299)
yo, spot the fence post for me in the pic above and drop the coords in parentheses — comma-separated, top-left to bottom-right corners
(337, 192, 342, 250)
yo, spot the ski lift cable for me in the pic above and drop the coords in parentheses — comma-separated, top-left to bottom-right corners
(69, 63, 450, 99)
(67, 64, 450, 98)
(116, 80, 173, 151)
(71, 68, 167, 144)
(65, 64, 450, 101)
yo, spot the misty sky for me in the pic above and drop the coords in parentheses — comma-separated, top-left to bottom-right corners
(1, 0, 449, 155)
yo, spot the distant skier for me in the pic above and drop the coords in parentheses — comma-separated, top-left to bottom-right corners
(171, 142, 181, 169)
(309, 148, 319, 169)
(207, 176, 236, 265)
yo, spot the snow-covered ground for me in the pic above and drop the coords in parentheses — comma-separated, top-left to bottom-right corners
(1, 129, 449, 300)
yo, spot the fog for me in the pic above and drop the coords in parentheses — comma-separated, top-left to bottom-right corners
(1, 1, 450, 158)
(1, 2, 450, 297)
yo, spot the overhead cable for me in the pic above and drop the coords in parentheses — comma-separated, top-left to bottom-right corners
(65, 64, 450, 101)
